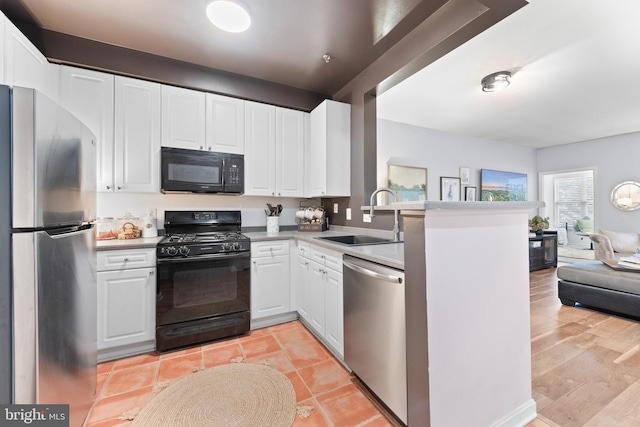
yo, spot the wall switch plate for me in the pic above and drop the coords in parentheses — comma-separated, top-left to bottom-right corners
(363, 213, 372, 223)
(333, 203, 339, 214)
(346, 208, 352, 220)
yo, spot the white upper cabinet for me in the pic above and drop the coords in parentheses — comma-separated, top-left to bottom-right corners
(245, 101, 305, 197)
(275, 108, 305, 197)
(0, 13, 6, 84)
(205, 93, 245, 154)
(161, 85, 206, 150)
(4, 18, 57, 100)
(244, 101, 276, 196)
(114, 76, 161, 193)
(305, 100, 350, 198)
(59, 66, 115, 192)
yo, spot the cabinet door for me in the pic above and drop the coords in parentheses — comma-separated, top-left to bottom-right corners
(114, 76, 161, 193)
(161, 85, 206, 150)
(0, 14, 5, 84)
(296, 255, 312, 322)
(205, 94, 245, 154)
(275, 108, 304, 197)
(307, 262, 326, 336)
(251, 255, 290, 319)
(306, 104, 327, 197)
(244, 101, 276, 196)
(4, 19, 56, 100)
(97, 267, 156, 350)
(59, 66, 115, 192)
(324, 268, 344, 357)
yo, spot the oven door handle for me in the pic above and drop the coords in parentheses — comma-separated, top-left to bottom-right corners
(157, 251, 250, 264)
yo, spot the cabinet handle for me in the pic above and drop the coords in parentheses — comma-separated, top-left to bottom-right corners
(200, 146, 204, 150)
(123, 258, 129, 262)
(304, 262, 309, 266)
(106, 185, 111, 190)
(117, 186, 122, 190)
(278, 192, 281, 196)
(149, 271, 154, 276)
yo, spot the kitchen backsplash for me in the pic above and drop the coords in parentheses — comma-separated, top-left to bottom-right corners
(97, 192, 320, 229)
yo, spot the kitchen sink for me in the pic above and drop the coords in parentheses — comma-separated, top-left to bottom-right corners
(315, 235, 401, 246)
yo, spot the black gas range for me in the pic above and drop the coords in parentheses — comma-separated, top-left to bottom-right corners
(157, 211, 250, 258)
(156, 211, 251, 352)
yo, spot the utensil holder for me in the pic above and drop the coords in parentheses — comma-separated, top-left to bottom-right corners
(267, 216, 279, 233)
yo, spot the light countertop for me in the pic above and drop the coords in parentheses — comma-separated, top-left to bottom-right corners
(361, 201, 544, 211)
(96, 236, 163, 251)
(245, 229, 404, 270)
(96, 229, 404, 269)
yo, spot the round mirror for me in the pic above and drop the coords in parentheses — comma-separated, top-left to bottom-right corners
(611, 181, 640, 211)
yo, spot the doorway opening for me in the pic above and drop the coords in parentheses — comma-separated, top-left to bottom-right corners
(540, 169, 595, 260)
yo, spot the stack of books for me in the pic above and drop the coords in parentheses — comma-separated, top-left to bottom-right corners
(618, 255, 640, 270)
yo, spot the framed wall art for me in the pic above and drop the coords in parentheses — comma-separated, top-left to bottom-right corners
(465, 186, 477, 201)
(459, 167, 470, 185)
(440, 177, 461, 201)
(386, 164, 428, 204)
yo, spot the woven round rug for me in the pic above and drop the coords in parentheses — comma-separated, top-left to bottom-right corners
(131, 363, 296, 427)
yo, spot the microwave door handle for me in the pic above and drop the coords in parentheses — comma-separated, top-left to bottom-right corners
(221, 158, 225, 190)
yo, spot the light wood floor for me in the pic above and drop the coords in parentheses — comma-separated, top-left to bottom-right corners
(528, 264, 640, 426)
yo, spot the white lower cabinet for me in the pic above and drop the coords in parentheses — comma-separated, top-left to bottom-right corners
(97, 248, 156, 362)
(296, 241, 344, 358)
(251, 241, 291, 322)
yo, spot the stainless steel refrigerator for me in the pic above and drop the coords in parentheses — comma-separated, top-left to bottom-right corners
(0, 85, 97, 427)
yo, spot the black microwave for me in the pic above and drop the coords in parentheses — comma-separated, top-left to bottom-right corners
(161, 147, 244, 194)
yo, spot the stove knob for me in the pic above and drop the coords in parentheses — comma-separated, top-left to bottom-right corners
(221, 243, 230, 252)
(179, 246, 190, 256)
(166, 246, 178, 256)
(232, 242, 241, 251)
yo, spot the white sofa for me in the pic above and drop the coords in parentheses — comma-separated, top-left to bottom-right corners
(589, 229, 640, 260)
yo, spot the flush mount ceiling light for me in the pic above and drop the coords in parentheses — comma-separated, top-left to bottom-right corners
(481, 71, 512, 92)
(206, 1, 251, 33)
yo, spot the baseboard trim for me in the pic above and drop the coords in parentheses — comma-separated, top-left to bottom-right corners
(491, 399, 537, 427)
(250, 312, 298, 330)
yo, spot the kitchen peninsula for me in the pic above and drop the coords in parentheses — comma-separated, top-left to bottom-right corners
(398, 201, 543, 427)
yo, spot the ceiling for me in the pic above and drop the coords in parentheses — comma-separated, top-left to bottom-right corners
(4, 0, 635, 149)
(377, 0, 640, 149)
(2, 0, 447, 96)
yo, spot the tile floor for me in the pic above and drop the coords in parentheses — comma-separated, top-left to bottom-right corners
(84, 320, 394, 427)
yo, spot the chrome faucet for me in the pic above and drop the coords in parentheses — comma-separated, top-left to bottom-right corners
(369, 187, 401, 242)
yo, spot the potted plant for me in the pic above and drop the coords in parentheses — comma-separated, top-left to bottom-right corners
(528, 215, 549, 235)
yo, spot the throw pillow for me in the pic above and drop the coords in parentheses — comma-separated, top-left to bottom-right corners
(576, 219, 594, 233)
(598, 229, 640, 253)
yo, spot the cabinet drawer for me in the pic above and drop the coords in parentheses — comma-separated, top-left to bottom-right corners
(310, 245, 342, 272)
(97, 248, 156, 271)
(251, 240, 290, 257)
(297, 240, 311, 258)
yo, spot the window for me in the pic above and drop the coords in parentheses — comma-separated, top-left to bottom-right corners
(554, 173, 594, 228)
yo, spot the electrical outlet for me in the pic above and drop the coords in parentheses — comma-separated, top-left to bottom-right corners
(346, 208, 352, 220)
(333, 203, 339, 214)
(363, 213, 371, 223)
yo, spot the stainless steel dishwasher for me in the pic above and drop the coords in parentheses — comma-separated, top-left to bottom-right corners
(343, 255, 407, 424)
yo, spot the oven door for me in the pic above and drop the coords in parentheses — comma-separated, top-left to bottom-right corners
(156, 252, 251, 351)
(161, 147, 224, 193)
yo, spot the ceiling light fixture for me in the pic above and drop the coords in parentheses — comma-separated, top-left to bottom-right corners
(481, 71, 512, 92)
(206, 1, 251, 33)
(322, 54, 331, 63)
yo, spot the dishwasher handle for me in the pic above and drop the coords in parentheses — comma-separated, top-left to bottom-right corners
(343, 260, 403, 284)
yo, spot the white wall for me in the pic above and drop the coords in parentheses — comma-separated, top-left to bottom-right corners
(97, 193, 312, 230)
(377, 119, 538, 203)
(537, 132, 640, 233)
